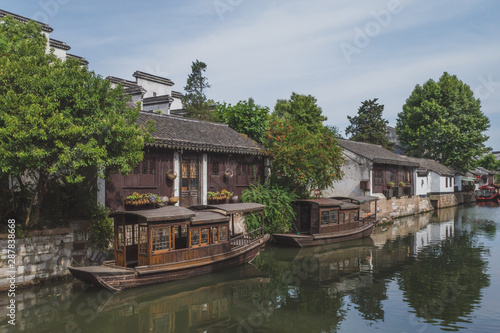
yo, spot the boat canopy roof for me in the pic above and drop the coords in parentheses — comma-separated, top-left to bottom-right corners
(330, 195, 379, 204)
(204, 203, 265, 214)
(479, 184, 500, 190)
(110, 206, 196, 222)
(190, 211, 230, 225)
(294, 198, 344, 207)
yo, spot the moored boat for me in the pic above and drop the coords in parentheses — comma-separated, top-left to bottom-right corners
(476, 184, 500, 203)
(69, 203, 269, 291)
(273, 196, 379, 247)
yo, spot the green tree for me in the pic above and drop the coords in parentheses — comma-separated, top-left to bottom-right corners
(182, 59, 215, 121)
(396, 72, 490, 172)
(0, 16, 151, 227)
(215, 98, 270, 145)
(266, 118, 344, 197)
(474, 153, 500, 171)
(346, 98, 394, 151)
(273, 92, 327, 133)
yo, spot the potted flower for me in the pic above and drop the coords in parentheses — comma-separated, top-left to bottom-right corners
(125, 192, 161, 210)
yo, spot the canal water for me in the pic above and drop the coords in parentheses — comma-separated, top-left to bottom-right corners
(1, 203, 499, 332)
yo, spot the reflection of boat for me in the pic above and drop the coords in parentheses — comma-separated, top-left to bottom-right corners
(69, 203, 269, 291)
(273, 196, 379, 247)
(476, 184, 500, 203)
(69, 264, 269, 333)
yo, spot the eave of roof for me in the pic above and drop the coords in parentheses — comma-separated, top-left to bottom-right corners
(49, 38, 71, 50)
(133, 71, 174, 86)
(338, 139, 418, 167)
(138, 111, 265, 156)
(0, 9, 53, 32)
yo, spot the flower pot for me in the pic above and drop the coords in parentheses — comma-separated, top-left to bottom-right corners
(230, 195, 239, 203)
(168, 196, 179, 204)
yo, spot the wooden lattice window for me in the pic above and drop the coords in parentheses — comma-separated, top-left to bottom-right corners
(139, 224, 148, 254)
(211, 161, 220, 176)
(201, 228, 209, 245)
(125, 224, 133, 246)
(191, 229, 200, 247)
(152, 227, 170, 252)
(220, 226, 228, 241)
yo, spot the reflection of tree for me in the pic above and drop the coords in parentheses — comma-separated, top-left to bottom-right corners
(397, 232, 490, 326)
(349, 280, 388, 321)
(252, 247, 347, 332)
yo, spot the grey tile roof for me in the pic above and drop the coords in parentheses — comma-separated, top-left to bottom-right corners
(143, 95, 173, 105)
(138, 111, 264, 155)
(402, 156, 454, 176)
(172, 91, 184, 99)
(106, 76, 138, 88)
(49, 38, 71, 50)
(338, 139, 418, 167)
(66, 53, 89, 65)
(133, 71, 174, 86)
(0, 9, 53, 32)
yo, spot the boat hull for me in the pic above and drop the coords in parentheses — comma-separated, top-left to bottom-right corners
(273, 222, 374, 248)
(69, 234, 269, 291)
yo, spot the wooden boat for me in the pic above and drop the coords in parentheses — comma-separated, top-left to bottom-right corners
(476, 184, 500, 203)
(69, 203, 269, 291)
(273, 196, 379, 247)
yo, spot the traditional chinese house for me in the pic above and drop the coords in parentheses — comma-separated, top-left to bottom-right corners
(105, 111, 267, 211)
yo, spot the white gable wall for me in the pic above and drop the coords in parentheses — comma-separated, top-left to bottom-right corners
(323, 149, 372, 197)
(137, 78, 172, 98)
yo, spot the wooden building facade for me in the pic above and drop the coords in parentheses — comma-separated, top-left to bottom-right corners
(106, 112, 266, 211)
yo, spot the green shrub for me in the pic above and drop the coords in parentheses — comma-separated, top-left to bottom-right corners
(88, 204, 113, 250)
(241, 181, 298, 234)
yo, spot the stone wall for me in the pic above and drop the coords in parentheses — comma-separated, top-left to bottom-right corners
(376, 195, 434, 221)
(0, 222, 111, 290)
(429, 193, 461, 209)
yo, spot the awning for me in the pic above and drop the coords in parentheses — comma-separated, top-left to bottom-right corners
(461, 177, 476, 182)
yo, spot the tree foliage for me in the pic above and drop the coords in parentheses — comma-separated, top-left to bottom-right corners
(396, 72, 490, 172)
(182, 59, 216, 121)
(241, 181, 298, 235)
(474, 153, 500, 171)
(266, 118, 344, 197)
(273, 92, 327, 133)
(0, 16, 151, 227)
(346, 98, 394, 151)
(215, 98, 270, 145)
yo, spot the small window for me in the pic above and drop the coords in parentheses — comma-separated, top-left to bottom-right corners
(213, 227, 219, 243)
(139, 225, 148, 254)
(191, 230, 200, 247)
(351, 211, 358, 221)
(321, 211, 329, 225)
(201, 229, 209, 245)
(152, 228, 170, 252)
(125, 224, 133, 246)
(330, 210, 338, 224)
(117, 225, 124, 248)
(339, 213, 345, 224)
(220, 226, 228, 241)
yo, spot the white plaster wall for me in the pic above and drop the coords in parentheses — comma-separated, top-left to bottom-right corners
(173, 152, 180, 206)
(430, 172, 454, 193)
(323, 150, 371, 197)
(170, 97, 183, 111)
(51, 47, 67, 60)
(202, 154, 208, 205)
(143, 102, 170, 114)
(136, 79, 171, 98)
(455, 175, 462, 191)
(415, 175, 430, 196)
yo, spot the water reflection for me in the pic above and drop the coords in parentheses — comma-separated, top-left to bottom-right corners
(1, 205, 498, 333)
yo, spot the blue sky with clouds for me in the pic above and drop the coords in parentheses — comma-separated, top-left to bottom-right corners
(3, 0, 500, 150)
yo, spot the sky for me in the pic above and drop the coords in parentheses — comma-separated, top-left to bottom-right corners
(2, 0, 500, 151)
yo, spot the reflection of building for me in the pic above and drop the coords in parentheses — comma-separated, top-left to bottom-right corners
(414, 220, 454, 252)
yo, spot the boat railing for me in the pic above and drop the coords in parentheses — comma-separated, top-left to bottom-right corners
(231, 227, 264, 248)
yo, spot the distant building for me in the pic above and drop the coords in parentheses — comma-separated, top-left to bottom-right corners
(107, 71, 184, 115)
(0, 9, 88, 64)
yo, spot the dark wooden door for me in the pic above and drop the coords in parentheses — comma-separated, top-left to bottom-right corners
(181, 155, 201, 207)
